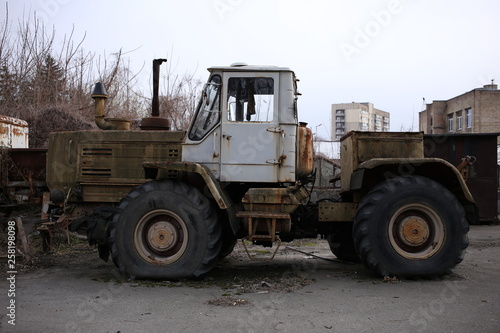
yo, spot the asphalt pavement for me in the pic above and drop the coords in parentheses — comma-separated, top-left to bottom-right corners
(1, 225, 499, 333)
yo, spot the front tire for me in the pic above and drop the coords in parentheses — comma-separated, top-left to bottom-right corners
(108, 180, 222, 280)
(353, 176, 469, 277)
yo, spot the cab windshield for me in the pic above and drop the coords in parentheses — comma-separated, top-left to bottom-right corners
(188, 75, 221, 141)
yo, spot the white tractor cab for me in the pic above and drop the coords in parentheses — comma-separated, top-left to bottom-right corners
(183, 63, 309, 184)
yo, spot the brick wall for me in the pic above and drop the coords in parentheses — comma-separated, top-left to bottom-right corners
(419, 86, 500, 144)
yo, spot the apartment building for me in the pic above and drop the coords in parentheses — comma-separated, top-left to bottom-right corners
(331, 102, 390, 141)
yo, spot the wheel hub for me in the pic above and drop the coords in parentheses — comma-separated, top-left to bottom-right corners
(398, 217, 429, 247)
(388, 204, 445, 260)
(134, 210, 188, 264)
(147, 221, 178, 252)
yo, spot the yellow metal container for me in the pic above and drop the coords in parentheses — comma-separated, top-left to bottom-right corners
(340, 131, 424, 191)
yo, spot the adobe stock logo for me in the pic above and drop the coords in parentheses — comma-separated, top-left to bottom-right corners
(36, 0, 72, 24)
(340, 0, 404, 64)
(213, 0, 245, 21)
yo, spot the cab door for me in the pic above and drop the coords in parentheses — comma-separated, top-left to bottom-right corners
(219, 72, 281, 182)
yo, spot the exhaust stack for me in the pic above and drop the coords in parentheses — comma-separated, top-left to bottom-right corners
(92, 82, 130, 130)
(140, 58, 170, 130)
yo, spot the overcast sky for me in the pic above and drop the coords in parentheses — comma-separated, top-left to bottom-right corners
(4, 0, 500, 140)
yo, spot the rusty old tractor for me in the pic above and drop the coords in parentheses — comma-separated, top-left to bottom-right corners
(45, 60, 477, 279)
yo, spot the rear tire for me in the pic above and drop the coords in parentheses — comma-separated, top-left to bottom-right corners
(326, 225, 360, 262)
(108, 180, 222, 280)
(220, 235, 238, 258)
(353, 176, 469, 277)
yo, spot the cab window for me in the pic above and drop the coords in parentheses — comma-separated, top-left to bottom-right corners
(227, 77, 274, 122)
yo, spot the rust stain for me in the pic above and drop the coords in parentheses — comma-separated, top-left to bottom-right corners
(0, 115, 29, 127)
(297, 123, 313, 178)
(218, 197, 227, 209)
(1, 116, 29, 148)
(12, 127, 27, 137)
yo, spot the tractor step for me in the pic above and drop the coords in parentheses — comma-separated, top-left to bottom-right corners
(236, 210, 290, 261)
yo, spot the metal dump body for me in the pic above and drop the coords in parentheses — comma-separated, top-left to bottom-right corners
(340, 131, 424, 191)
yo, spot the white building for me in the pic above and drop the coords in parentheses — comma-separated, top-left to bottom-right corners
(331, 102, 390, 141)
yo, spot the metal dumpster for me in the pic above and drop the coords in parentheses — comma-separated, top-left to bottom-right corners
(424, 133, 499, 223)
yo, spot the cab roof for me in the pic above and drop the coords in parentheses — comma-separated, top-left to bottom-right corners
(208, 63, 292, 72)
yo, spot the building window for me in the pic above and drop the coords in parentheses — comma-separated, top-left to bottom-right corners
(448, 114, 454, 132)
(359, 122, 369, 131)
(465, 108, 472, 128)
(336, 109, 345, 116)
(374, 114, 382, 131)
(456, 111, 463, 130)
(335, 127, 345, 141)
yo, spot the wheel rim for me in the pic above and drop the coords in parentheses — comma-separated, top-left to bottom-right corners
(388, 203, 445, 260)
(134, 209, 188, 264)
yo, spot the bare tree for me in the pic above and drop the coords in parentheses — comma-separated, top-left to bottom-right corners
(95, 49, 148, 121)
(159, 60, 202, 131)
(0, 5, 202, 147)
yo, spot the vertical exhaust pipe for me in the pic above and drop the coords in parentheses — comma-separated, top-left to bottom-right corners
(92, 82, 130, 130)
(140, 58, 170, 130)
(152, 58, 166, 117)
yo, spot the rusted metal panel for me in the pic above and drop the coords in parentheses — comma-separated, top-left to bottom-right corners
(340, 131, 424, 192)
(47, 130, 185, 203)
(0, 115, 29, 148)
(236, 210, 291, 236)
(424, 133, 499, 222)
(241, 187, 308, 213)
(79, 183, 142, 202)
(78, 143, 181, 181)
(318, 202, 357, 222)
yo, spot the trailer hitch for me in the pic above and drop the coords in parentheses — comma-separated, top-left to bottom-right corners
(456, 155, 477, 181)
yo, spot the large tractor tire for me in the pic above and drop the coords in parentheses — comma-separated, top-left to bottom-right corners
(108, 180, 222, 280)
(353, 176, 469, 278)
(220, 236, 238, 259)
(326, 225, 360, 262)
